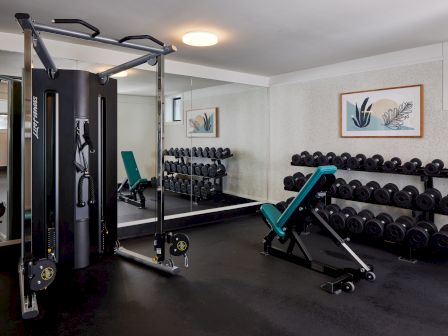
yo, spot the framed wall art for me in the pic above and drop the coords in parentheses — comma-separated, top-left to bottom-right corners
(340, 85, 423, 138)
(186, 107, 218, 137)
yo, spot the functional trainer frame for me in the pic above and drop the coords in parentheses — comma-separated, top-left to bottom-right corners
(15, 13, 186, 319)
(261, 166, 375, 294)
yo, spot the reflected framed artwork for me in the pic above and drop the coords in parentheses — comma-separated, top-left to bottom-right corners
(186, 107, 218, 137)
(340, 85, 423, 138)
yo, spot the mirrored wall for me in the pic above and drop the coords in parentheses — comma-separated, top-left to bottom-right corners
(0, 49, 269, 240)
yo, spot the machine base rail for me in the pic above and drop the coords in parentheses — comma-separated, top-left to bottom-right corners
(263, 245, 371, 294)
(115, 246, 180, 275)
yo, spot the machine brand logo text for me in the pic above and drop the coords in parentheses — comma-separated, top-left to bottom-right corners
(32, 96, 39, 139)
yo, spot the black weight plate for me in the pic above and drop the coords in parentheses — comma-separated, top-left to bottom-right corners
(327, 184, 338, 197)
(317, 209, 330, 222)
(402, 161, 417, 174)
(374, 188, 392, 204)
(346, 215, 365, 234)
(393, 190, 413, 208)
(440, 196, 448, 214)
(293, 172, 304, 179)
(181, 165, 188, 175)
(304, 155, 316, 167)
(440, 224, 448, 232)
(416, 221, 438, 235)
(356, 154, 366, 161)
(330, 212, 347, 231)
(356, 186, 372, 202)
(358, 209, 374, 220)
(366, 181, 381, 189)
(365, 219, 385, 238)
(416, 193, 437, 210)
(407, 227, 430, 249)
(384, 183, 399, 193)
(169, 233, 190, 256)
(286, 197, 295, 205)
(385, 222, 407, 243)
(275, 201, 288, 212)
(292, 154, 302, 165)
(342, 207, 357, 216)
(338, 184, 354, 199)
(201, 165, 209, 176)
(318, 155, 329, 166)
(300, 151, 310, 156)
(332, 156, 345, 168)
(430, 231, 448, 254)
(325, 204, 341, 214)
(349, 180, 362, 188)
(376, 212, 393, 224)
(341, 152, 351, 159)
(347, 157, 361, 169)
(396, 216, 415, 227)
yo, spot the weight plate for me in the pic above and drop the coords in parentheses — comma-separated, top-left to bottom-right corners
(358, 209, 374, 220)
(384, 183, 399, 193)
(366, 181, 381, 189)
(385, 222, 407, 243)
(373, 188, 392, 204)
(372, 154, 384, 165)
(325, 204, 341, 214)
(365, 219, 385, 238)
(407, 227, 430, 249)
(376, 212, 393, 224)
(347, 157, 361, 169)
(430, 231, 448, 254)
(349, 180, 362, 188)
(356, 186, 372, 202)
(416, 193, 437, 211)
(330, 212, 347, 231)
(292, 154, 302, 165)
(318, 156, 329, 166)
(416, 220, 438, 235)
(342, 207, 357, 216)
(346, 215, 365, 234)
(169, 233, 190, 256)
(393, 190, 413, 208)
(339, 184, 354, 199)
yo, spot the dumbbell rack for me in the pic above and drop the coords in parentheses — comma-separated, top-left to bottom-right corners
(164, 153, 232, 202)
(289, 159, 448, 261)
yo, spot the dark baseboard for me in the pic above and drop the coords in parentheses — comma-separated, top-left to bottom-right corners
(118, 203, 260, 240)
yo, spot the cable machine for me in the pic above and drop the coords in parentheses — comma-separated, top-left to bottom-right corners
(15, 13, 190, 319)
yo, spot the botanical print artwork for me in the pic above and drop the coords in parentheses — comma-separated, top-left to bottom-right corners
(341, 85, 422, 137)
(186, 108, 218, 137)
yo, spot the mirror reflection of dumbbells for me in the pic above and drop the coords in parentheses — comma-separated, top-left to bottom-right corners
(164, 160, 226, 177)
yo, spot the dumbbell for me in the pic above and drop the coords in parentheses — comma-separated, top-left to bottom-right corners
(196, 147, 204, 157)
(202, 147, 210, 158)
(415, 188, 442, 211)
(170, 162, 177, 174)
(216, 148, 231, 159)
(163, 178, 170, 190)
(175, 179, 182, 192)
(383, 157, 402, 172)
(163, 149, 169, 156)
(439, 195, 448, 215)
(291, 153, 303, 166)
(317, 204, 341, 222)
(186, 181, 192, 195)
(275, 201, 288, 213)
(373, 183, 399, 204)
(393, 185, 419, 208)
(317, 152, 336, 166)
(174, 148, 181, 157)
(407, 221, 438, 249)
(346, 209, 374, 234)
(303, 151, 323, 167)
(327, 178, 346, 197)
(365, 213, 393, 239)
(338, 180, 362, 200)
(179, 148, 186, 156)
(384, 216, 415, 243)
(185, 148, 191, 157)
(169, 177, 176, 191)
(283, 172, 306, 191)
(194, 163, 204, 176)
(333, 152, 351, 169)
(355, 181, 381, 202)
(209, 147, 216, 158)
(176, 162, 183, 174)
(164, 161, 171, 173)
(286, 197, 295, 205)
(201, 182, 212, 199)
(181, 163, 188, 175)
(208, 164, 218, 177)
(191, 147, 198, 157)
(329, 207, 357, 231)
(168, 148, 175, 156)
(364, 154, 384, 171)
(347, 154, 366, 170)
(180, 180, 187, 194)
(201, 164, 210, 177)
(424, 159, 444, 176)
(430, 224, 448, 255)
(402, 158, 422, 174)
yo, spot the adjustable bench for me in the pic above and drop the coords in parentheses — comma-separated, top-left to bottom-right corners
(261, 165, 375, 294)
(118, 151, 150, 209)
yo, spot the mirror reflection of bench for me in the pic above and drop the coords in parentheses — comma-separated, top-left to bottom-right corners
(260, 165, 376, 294)
(118, 151, 151, 209)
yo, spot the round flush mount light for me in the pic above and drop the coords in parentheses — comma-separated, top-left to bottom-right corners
(182, 32, 218, 47)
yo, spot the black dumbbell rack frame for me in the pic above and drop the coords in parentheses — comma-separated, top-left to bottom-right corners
(288, 158, 448, 261)
(164, 153, 231, 202)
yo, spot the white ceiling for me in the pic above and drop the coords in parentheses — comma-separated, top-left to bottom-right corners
(1, 0, 448, 76)
(0, 50, 229, 96)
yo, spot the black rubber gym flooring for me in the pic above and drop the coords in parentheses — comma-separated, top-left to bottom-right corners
(1, 214, 448, 336)
(118, 188, 250, 223)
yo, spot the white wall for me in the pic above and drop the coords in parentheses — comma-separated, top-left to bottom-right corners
(164, 84, 270, 201)
(269, 61, 448, 227)
(117, 95, 157, 181)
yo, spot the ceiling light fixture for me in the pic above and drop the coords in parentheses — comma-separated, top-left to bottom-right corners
(182, 32, 218, 47)
(111, 70, 128, 78)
